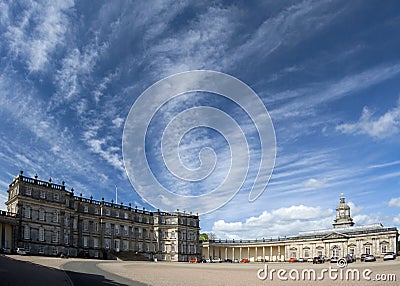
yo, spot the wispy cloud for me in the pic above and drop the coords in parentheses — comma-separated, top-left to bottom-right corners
(3, 1, 74, 72)
(336, 98, 400, 139)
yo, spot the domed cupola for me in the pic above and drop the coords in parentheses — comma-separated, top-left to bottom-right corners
(333, 196, 354, 229)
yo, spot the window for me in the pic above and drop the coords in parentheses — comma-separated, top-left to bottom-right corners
(124, 213, 128, 219)
(53, 193, 59, 201)
(381, 245, 387, 253)
(83, 220, 89, 231)
(52, 247, 58, 255)
(65, 199, 69, 207)
(105, 209, 110, 216)
(39, 227, 45, 242)
(26, 188, 32, 196)
(290, 251, 297, 258)
(40, 190, 46, 199)
(64, 233, 69, 245)
(123, 240, 129, 251)
(317, 250, 323, 257)
(73, 218, 78, 230)
(94, 222, 99, 232)
(83, 236, 88, 247)
(138, 215, 142, 222)
(304, 249, 310, 258)
(105, 223, 111, 235)
(83, 206, 88, 213)
(171, 243, 175, 252)
(53, 212, 59, 223)
(114, 239, 120, 251)
(24, 226, 30, 239)
(171, 231, 175, 239)
(349, 247, 355, 255)
(365, 246, 371, 255)
(124, 226, 128, 236)
(93, 238, 99, 248)
(94, 208, 98, 215)
(332, 247, 339, 257)
(105, 239, 111, 249)
(138, 228, 142, 238)
(52, 231, 59, 243)
(115, 211, 119, 218)
(39, 246, 44, 254)
(115, 225, 120, 235)
(24, 207, 31, 219)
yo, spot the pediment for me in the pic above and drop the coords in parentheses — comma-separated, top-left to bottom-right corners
(322, 232, 350, 240)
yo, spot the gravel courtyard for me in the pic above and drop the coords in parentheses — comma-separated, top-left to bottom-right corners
(8, 255, 400, 286)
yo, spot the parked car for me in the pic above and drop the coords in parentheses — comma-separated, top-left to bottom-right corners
(307, 258, 313, 262)
(364, 254, 376, 262)
(240, 258, 250, 263)
(360, 254, 368, 262)
(298, 258, 305, 262)
(345, 254, 356, 263)
(383, 252, 396, 261)
(330, 257, 339, 263)
(189, 258, 200, 263)
(224, 259, 233, 263)
(232, 259, 239, 263)
(0, 247, 11, 254)
(288, 258, 297, 263)
(312, 256, 324, 264)
(16, 248, 29, 255)
(321, 255, 329, 262)
(211, 257, 222, 263)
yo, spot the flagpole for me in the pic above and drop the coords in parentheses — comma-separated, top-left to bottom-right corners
(115, 185, 118, 204)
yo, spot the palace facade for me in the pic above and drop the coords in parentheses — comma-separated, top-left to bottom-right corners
(203, 197, 399, 261)
(1, 171, 200, 261)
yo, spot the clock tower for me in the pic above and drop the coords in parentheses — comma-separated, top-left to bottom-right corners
(333, 196, 354, 229)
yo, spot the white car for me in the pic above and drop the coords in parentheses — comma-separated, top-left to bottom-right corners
(383, 252, 396, 261)
(16, 248, 29, 255)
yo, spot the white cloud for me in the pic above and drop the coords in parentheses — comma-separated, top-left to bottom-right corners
(336, 99, 400, 139)
(4, 1, 74, 72)
(211, 205, 334, 239)
(303, 178, 325, 188)
(388, 197, 400, 208)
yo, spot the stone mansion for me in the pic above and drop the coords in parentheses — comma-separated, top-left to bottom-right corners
(0, 171, 200, 261)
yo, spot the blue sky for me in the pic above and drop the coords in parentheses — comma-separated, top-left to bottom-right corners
(0, 0, 399, 239)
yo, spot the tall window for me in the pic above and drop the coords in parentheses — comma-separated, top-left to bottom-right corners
(304, 249, 310, 258)
(64, 233, 69, 245)
(83, 236, 88, 247)
(40, 190, 46, 199)
(25, 188, 32, 196)
(93, 238, 99, 248)
(105, 239, 111, 249)
(94, 208, 98, 215)
(124, 213, 129, 219)
(83, 220, 89, 231)
(124, 226, 128, 236)
(115, 225, 120, 235)
(365, 246, 371, 255)
(39, 227, 45, 242)
(332, 247, 339, 257)
(381, 245, 387, 253)
(123, 240, 129, 251)
(73, 218, 78, 230)
(24, 226, 30, 239)
(53, 212, 59, 223)
(52, 231, 59, 243)
(53, 193, 59, 201)
(24, 207, 31, 219)
(94, 222, 99, 232)
(83, 206, 89, 213)
(105, 223, 111, 234)
(39, 209, 45, 221)
(115, 211, 119, 218)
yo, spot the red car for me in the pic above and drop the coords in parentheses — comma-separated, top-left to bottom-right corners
(240, 258, 250, 263)
(288, 258, 297, 263)
(189, 258, 200, 263)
